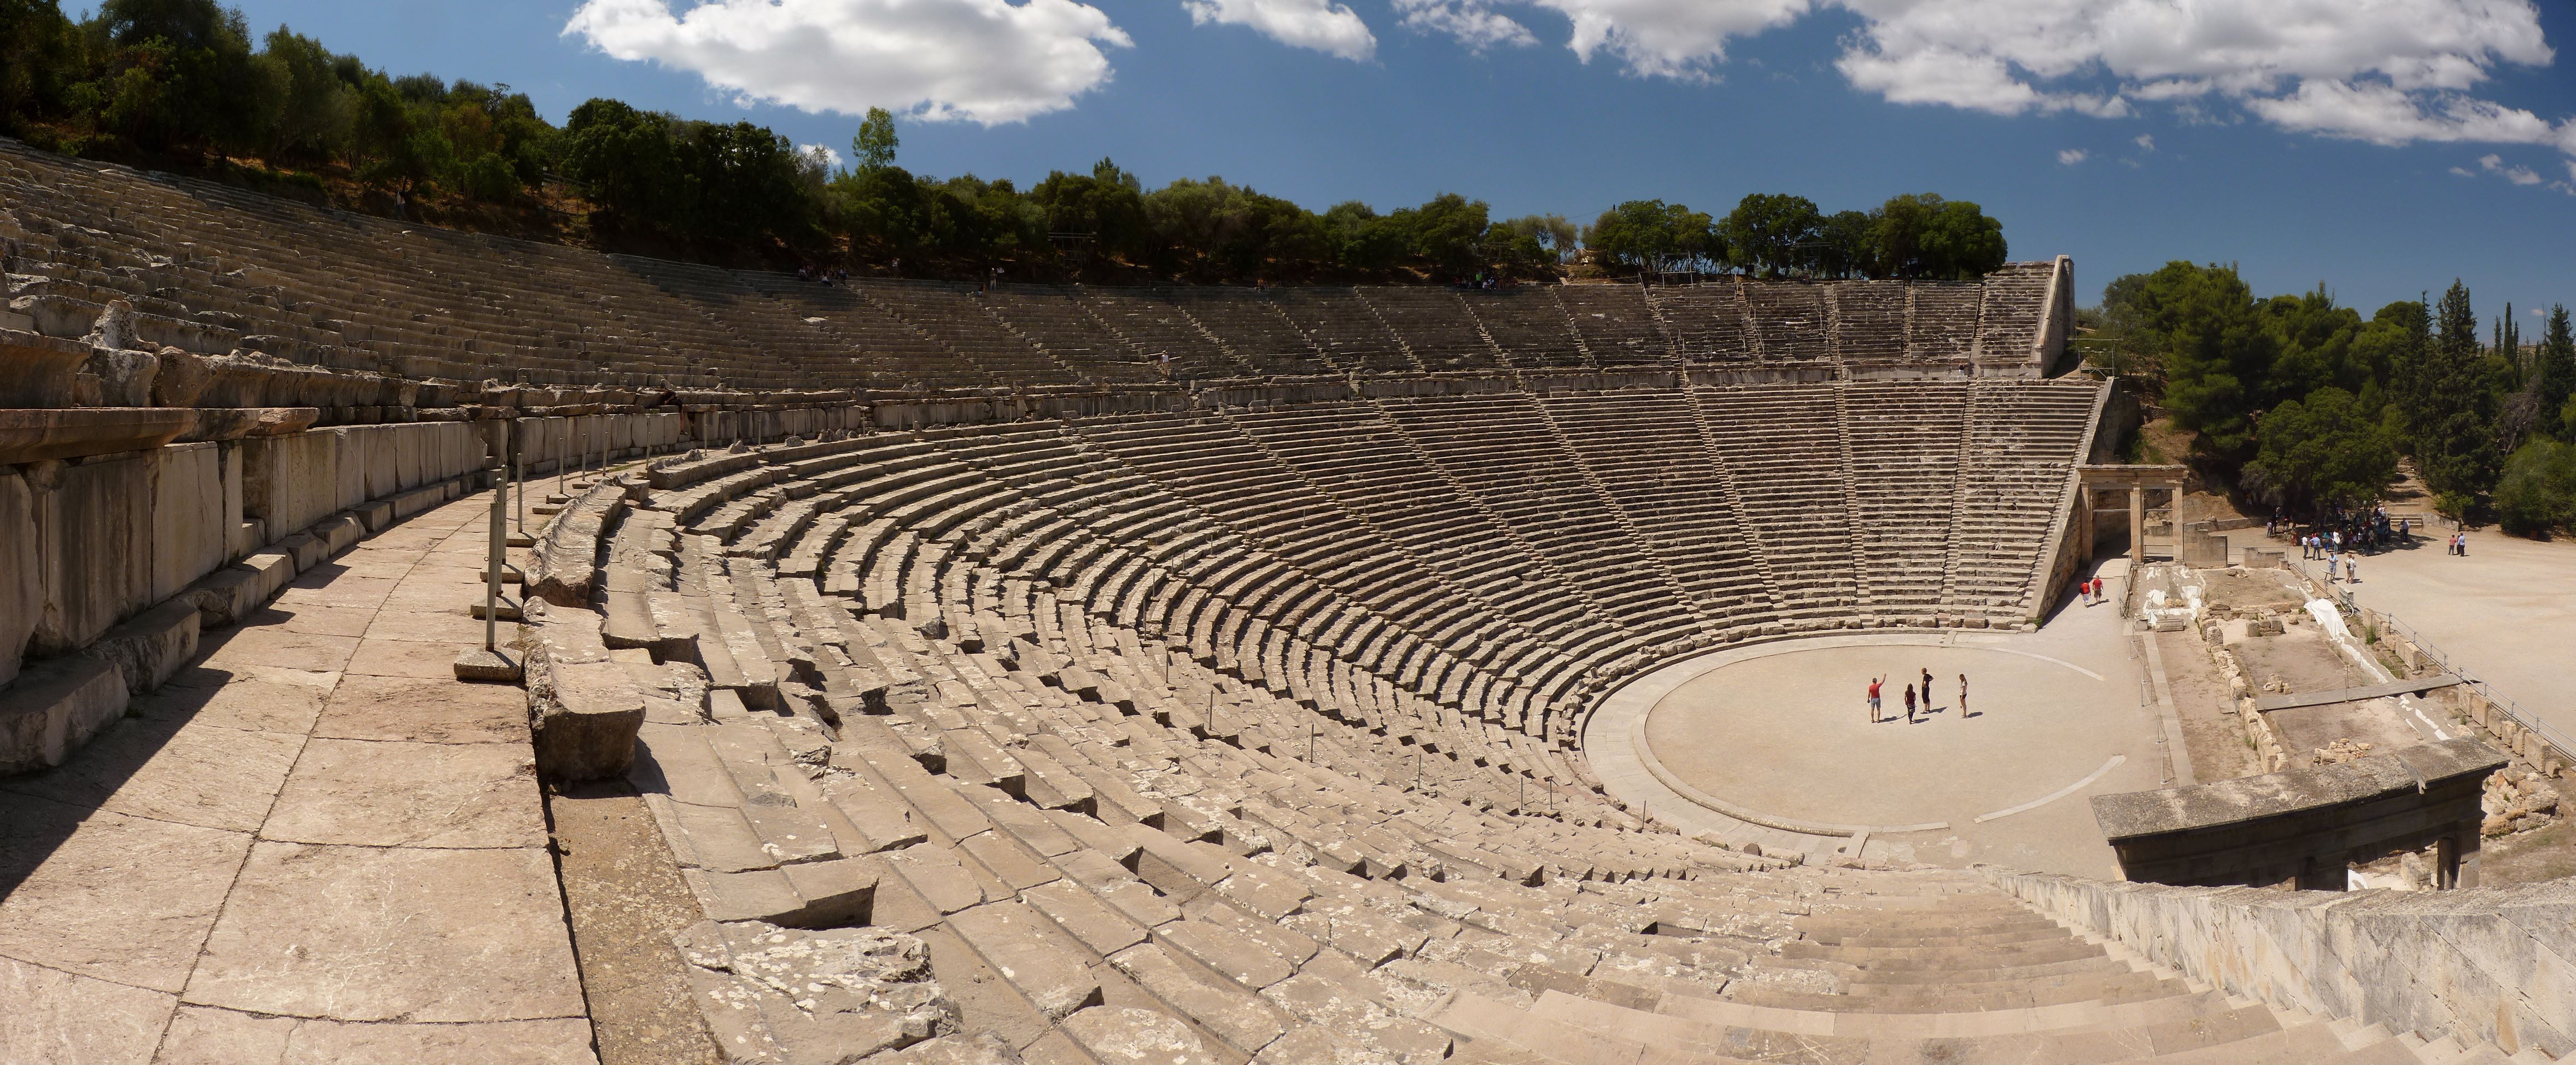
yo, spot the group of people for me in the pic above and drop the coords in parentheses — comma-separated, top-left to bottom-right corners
(2073, 577, 2109, 605)
(1866, 668, 1970, 725)
(793, 264, 852, 283)
(2445, 531, 2470, 556)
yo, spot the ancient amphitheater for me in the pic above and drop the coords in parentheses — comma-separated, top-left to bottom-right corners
(1, 137, 2569, 1064)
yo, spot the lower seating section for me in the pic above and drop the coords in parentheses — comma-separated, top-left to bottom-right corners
(1843, 380, 1968, 615)
(1946, 380, 2104, 612)
(541, 381, 2492, 1062)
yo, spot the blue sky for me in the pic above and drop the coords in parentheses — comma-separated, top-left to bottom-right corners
(97, 0, 2576, 319)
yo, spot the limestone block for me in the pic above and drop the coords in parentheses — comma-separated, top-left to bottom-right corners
(533, 659, 644, 782)
(308, 514, 365, 557)
(34, 453, 153, 655)
(182, 567, 264, 628)
(80, 598, 200, 694)
(0, 408, 194, 465)
(0, 327, 95, 406)
(240, 432, 338, 542)
(150, 444, 226, 604)
(0, 655, 130, 775)
(0, 469, 37, 690)
(80, 346, 159, 407)
(363, 424, 402, 501)
(328, 428, 365, 514)
(235, 549, 297, 602)
(150, 345, 209, 407)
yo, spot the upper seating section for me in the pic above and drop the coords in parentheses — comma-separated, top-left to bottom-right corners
(0, 139, 2072, 401)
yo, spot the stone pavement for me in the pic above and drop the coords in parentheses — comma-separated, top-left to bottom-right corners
(0, 491, 594, 1064)
(2333, 528, 2576, 752)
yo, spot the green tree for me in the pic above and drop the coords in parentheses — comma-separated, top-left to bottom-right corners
(0, 0, 81, 132)
(2492, 440, 2576, 535)
(852, 105, 896, 172)
(1869, 193, 2007, 279)
(2259, 286, 2364, 401)
(2407, 281, 2502, 498)
(1581, 199, 1715, 274)
(2242, 387, 2397, 516)
(1720, 193, 1820, 277)
(1813, 209, 1873, 278)
(2121, 262, 2277, 460)
(2534, 304, 2574, 436)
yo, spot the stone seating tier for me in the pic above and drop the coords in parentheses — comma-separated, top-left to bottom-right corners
(495, 410, 2539, 1062)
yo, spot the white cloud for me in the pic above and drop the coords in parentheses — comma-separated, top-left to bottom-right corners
(1394, 0, 1535, 49)
(563, 0, 1131, 125)
(2134, 133, 2154, 151)
(2451, 165, 2478, 176)
(1407, 0, 2576, 157)
(2477, 152, 2543, 183)
(1523, 0, 1810, 79)
(2057, 148, 2088, 165)
(1183, 0, 1377, 60)
(1832, 0, 2567, 151)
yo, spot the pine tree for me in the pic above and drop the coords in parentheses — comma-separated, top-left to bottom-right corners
(2539, 304, 2575, 437)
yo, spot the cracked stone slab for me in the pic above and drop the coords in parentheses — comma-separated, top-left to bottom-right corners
(141, 664, 338, 736)
(154, 1004, 599, 1064)
(182, 842, 585, 1023)
(0, 954, 179, 1064)
(0, 799, 250, 993)
(313, 673, 531, 745)
(0, 711, 303, 832)
(260, 738, 546, 848)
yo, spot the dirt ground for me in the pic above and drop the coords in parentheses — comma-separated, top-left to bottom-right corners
(2265, 699, 2424, 767)
(2480, 819, 2576, 886)
(2198, 569, 2308, 611)
(548, 782, 723, 1065)
(2232, 624, 2371, 694)
(2153, 631, 2264, 782)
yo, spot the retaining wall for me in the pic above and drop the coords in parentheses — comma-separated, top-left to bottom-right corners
(1987, 868, 2576, 1057)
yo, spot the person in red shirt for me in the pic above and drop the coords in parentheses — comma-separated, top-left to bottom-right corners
(1867, 676, 1883, 724)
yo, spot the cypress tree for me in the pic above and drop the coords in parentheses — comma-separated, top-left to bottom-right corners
(2539, 304, 2575, 437)
(2413, 281, 2502, 498)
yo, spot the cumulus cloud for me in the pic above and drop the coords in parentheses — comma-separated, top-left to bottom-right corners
(1831, 0, 2566, 149)
(1404, 0, 2576, 156)
(1520, 0, 1810, 79)
(563, 0, 1131, 125)
(2134, 133, 2154, 151)
(2057, 148, 2088, 165)
(799, 143, 845, 170)
(1394, 0, 1535, 51)
(1183, 0, 1377, 60)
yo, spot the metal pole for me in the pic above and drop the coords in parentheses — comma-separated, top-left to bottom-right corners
(484, 464, 505, 652)
(511, 425, 524, 534)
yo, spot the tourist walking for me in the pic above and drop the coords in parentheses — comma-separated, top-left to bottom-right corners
(1867, 676, 1883, 724)
(1958, 674, 1970, 717)
(1921, 668, 1935, 711)
(1903, 683, 1917, 723)
(2345, 556, 2358, 583)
